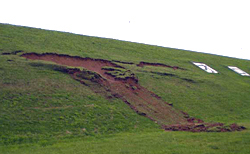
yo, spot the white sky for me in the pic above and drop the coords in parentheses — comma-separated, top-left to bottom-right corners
(1, 0, 250, 60)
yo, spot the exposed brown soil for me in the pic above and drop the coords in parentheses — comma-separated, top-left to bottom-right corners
(21, 52, 246, 132)
(137, 61, 185, 70)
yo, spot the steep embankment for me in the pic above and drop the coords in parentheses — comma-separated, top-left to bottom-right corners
(21, 52, 245, 132)
(1, 24, 250, 152)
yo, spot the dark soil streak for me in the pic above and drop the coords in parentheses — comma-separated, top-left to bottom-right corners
(21, 52, 245, 132)
(137, 61, 186, 70)
(2, 50, 24, 55)
(112, 60, 135, 65)
(139, 70, 196, 83)
(150, 71, 196, 83)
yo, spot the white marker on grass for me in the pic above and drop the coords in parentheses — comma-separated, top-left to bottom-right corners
(228, 66, 250, 76)
(192, 62, 218, 74)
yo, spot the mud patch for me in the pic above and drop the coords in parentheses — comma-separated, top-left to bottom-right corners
(21, 52, 245, 132)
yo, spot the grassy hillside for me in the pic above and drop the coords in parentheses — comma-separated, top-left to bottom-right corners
(1, 23, 250, 153)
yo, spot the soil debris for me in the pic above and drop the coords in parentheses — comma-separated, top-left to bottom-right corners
(21, 52, 245, 132)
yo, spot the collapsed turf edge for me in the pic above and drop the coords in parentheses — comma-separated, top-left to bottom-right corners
(20, 52, 246, 132)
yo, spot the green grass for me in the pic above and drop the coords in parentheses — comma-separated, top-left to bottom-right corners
(0, 54, 158, 146)
(1, 130, 250, 154)
(1, 23, 250, 153)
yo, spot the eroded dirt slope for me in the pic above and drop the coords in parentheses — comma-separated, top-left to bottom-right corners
(21, 52, 245, 132)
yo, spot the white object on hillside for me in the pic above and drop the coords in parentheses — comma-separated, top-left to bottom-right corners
(192, 62, 218, 74)
(228, 66, 250, 76)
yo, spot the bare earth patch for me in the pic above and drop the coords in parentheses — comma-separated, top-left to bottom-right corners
(21, 52, 245, 132)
